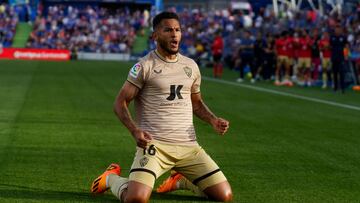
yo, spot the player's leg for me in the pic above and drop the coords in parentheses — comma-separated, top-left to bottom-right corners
(249, 57, 256, 83)
(90, 163, 121, 194)
(275, 57, 282, 85)
(120, 181, 152, 203)
(158, 145, 233, 202)
(90, 164, 150, 202)
(111, 142, 172, 202)
(283, 58, 292, 86)
(339, 61, 346, 93)
(322, 58, 329, 88)
(297, 58, 305, 85)
(304, 58, 312, 86)
(92, 163, 154, 203)
(213, 55, 218, 78)
(218, 56, 223, 78)
(239, 56, 247, 81)
(292, 58, 298, 82)
(311, 58, 319, 82)
(203, 181, 232, 202)
(332, 60, 339, 91)
(213, 54, 222, 78)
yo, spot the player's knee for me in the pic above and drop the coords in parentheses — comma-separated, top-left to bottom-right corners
(212, 187, 232, 202)
(124, 181, 152, 203)
(219, 189, 233, 202)
(204, 181, 233, 202)
(124, 194, 148, 203)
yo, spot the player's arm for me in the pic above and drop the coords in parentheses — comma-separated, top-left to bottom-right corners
(114, 81, 152, 148)
(191, 92, 229, 135)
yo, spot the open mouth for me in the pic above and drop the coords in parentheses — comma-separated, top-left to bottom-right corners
(170, 40, 178, 47)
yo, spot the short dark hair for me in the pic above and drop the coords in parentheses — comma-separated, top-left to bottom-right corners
(152, 11, 180, 30)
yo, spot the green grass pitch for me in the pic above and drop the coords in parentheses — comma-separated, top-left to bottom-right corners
(0, 60, 359, 202)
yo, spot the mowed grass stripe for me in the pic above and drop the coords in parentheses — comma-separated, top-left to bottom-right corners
(0, 61, 38, 169)
(198, 78, 360, 202)
(203, 76, 360, 111)
(0, 60, 359, 202)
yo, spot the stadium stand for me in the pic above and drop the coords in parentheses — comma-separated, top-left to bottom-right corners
(26, 5, 148, 53)
(161, 4, 359, 87)
(0, 3, 18, 48)
(2, 0, 359, 89)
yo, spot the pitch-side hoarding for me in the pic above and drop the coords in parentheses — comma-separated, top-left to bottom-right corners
(0, 48, 71, 61)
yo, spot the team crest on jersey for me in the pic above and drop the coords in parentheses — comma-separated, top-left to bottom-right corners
(130, 63, 141, 78)
(140, 157, 149, 167)
(183, 67, 192, 78)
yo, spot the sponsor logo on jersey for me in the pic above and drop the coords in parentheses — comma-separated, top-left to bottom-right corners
(130, 63, 141, 78)
(183, 66, 192, 78)
(154, 69, 162, 74)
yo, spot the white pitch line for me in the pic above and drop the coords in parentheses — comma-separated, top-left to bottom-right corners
(203, 76, 360, 112)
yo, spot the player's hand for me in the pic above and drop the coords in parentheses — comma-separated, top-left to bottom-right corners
(132, 129, 152, 148)
(212, 117, 229, 136)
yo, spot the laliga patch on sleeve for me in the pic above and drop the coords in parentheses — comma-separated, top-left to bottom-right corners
(129, 63, 141, 78)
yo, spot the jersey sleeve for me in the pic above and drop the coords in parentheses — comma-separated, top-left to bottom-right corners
(191, 63, 201, 94)
(126, 62, 146, 89)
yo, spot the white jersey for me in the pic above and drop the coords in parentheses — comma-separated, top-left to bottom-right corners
(127, 50, 201, 145)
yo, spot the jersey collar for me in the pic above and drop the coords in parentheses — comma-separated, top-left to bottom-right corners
(154, 50, 179, 63)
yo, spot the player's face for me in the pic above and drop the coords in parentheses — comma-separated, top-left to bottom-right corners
(154, 19, 181, 55)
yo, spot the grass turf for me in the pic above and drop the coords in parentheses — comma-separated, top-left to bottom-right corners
(0, 60, 359, 202)
(12, 23, 32, 48)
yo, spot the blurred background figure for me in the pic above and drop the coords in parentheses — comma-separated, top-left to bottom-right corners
(274, 31, 289, 86)
(318, 31, 332, 89)
(330, 25, 349, 93)
(236, 30, 254, 83)
(1, 0, 359, 91)
(212, 30, 224, 78)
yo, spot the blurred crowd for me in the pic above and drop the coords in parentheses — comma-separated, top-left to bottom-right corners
(0, 3, 18, 48)
(164, 4, 360, 90)
(1, 1, 359, 90)
(26, 5, 149, 53)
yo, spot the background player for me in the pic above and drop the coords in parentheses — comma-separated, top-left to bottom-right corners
(212, 30, 224, 78)
(318, 31, 332, 89)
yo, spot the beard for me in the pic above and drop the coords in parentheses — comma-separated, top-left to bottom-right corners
(157, 39, 179, 55)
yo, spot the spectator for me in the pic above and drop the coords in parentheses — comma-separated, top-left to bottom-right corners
(262, 33, 275, 80)
(330, 25, 349, 93)
(211, 30, 224, 78)
(236, 30, 254, 83)
(0, 3, 18, 48)
(253, 31, 265, 80)
(27, 5, 143, 54)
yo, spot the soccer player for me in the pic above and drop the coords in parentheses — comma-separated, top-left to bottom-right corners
(274, 31, 289, 85)
(330, 25, 349, 93)
(311, 29, 321, 84)
(297, 29, 313, 86)
(212, 31, 224, 78)
(318, 31, 331, 89)
(90, 12, 233, 203)
(284, 30, 295, 86)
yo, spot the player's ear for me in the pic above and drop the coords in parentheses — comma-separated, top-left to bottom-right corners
(152, 30, 158, 41)
(149, 31, 155, 40)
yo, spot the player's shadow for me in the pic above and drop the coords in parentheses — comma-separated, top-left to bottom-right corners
(151, 192, 210, 202)
(0, 183, 211, 202)
(0, 183, 118, 202)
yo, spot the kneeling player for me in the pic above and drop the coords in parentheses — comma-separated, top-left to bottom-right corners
(90, 12, 232, 203)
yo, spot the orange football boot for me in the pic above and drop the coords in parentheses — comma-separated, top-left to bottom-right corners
(156, 172, 183, 193)
(91, 163, 121, 194)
